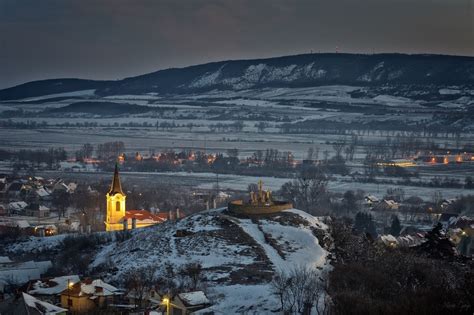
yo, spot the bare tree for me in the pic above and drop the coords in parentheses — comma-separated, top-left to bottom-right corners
(332, 139, 346, 158)
(280, 167, 329, 215)
(179, 262, 203, 291)
(272, 266, 328, 315)
(124, 266, 158, 308)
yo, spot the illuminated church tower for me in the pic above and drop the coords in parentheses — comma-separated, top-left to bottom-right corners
(105, 163, 126, 231)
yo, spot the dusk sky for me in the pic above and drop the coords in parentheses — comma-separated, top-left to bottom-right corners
(1, 0, 472, 89)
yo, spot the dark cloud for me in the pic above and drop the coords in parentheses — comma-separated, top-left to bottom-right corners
(0, 0, 472, 88)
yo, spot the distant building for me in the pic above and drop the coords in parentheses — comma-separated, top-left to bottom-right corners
(25, 204, 50, 218)
(364, 195, 379, 206)
(379, 233, 425, 248)
(8, 201, 28, 214)
(7, 182, 23, 199)
(438, 213, 459, 229)
(373, 199, 399, 211)
(0, 205, 7, 216)
(377, 159, 416, 168)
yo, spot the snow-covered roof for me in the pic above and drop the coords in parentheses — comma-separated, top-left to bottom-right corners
(29, 275, 80, 295)
(217, 191, 231, 199)
(380, 234, 398, 244)
(66, 279, 121, 297)
(8, 182, 23, 191)
(36, 188, 50, 198)
(384, 200, 399, 206)
(365, 195, 379, 202)
(0, 260, 52, 285)
(81, 279, 120, 296)
(16, 220, 31, 228)
(123, 210, 167, 223)
(8, 201, 28, 210)
(0, 256, 12, 264)
(22, 292, 68, 314)
(178, 291, 210, 306)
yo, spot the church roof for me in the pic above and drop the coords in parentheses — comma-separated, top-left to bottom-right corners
(108, 163, 124, 196)
(123, 210, 167, 223)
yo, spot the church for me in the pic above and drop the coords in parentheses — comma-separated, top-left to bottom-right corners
(105, 164, 169, 231)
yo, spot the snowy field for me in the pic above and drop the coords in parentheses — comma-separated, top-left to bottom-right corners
(0, 85, 473, 203)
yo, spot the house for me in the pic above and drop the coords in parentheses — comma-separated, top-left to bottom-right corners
(364, 195, 379, 206)
(379, 234, 398, 247)
(25, 275, 80, 305)
(25, 204, 50, 218)
(439, 213, 459, 229)
(379, 233, 426, 248)
(60, 279, 122, 313)
(0, 204, 7, 216)
(0, 219, 32, 237)
(0, 257, 13, 267)
(448, 216, 474, 230)
(127, 287, 162, 308)
(7, 182, 24, 199)
(0, 292, 67, 315)
(0, 182, 6, 195)
(67, 182, 77, 193)
(35, 187, 52, 201)
(0, 259, 52, 288)
(373, 199, 399, 211)
(440, 198, 456, 210)
(8, 201, 28, 214)
(171, 291, 211, 315)
(33, 224, 57, 237)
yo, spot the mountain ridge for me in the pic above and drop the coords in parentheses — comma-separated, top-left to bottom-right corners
(1, 53, 473, 101)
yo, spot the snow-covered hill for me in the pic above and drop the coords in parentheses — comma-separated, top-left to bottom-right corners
(91, 207, 330, 313)
(1, 53, 472, 100)
(6, 208, 331, 314)
(6, 208, 330, 313)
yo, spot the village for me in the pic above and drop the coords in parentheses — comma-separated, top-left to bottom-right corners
(0, 148, 473, 314)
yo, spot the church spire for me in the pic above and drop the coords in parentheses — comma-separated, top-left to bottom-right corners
(108, 163, 124, 196)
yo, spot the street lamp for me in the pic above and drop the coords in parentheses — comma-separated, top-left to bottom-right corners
(162, 297, 170, 315)
(67, 279, 73, 310)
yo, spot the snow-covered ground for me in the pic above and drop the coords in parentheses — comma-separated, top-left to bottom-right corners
(6, 207, 330, 313)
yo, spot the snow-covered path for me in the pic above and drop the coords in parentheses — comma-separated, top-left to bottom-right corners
(236, 209, 329, 272)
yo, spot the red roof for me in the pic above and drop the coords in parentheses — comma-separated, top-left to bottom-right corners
(123, 210, 167, 222)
